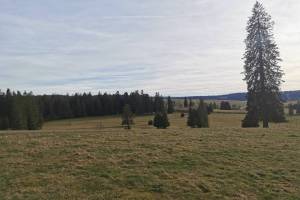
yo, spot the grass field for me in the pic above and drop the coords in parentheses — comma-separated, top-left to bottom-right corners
(0, 113, 300, 199)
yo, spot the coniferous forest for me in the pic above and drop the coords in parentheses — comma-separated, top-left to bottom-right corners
(0, 89, 166, 130)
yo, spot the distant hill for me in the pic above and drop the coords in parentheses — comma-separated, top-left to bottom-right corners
(174, 90, 300, 101)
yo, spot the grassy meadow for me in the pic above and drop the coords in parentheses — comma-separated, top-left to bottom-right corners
(0, 112, 300, 199)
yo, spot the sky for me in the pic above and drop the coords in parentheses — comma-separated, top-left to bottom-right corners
(0, 0, 299, 96)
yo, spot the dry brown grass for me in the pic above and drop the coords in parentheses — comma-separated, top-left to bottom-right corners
(0, 113, 300, 199)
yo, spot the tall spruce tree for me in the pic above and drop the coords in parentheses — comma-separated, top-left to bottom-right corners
(242, 2, 284, 128)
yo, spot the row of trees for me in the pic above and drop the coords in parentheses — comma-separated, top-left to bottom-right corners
(0, 89, 174, 130)
(40, 91, 159, 120)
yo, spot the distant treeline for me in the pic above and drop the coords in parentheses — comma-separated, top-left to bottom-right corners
(0, 89, 166, 130)
(174, 90, 300, 101)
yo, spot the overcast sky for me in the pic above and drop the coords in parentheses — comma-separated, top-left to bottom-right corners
(0, 0, 299, 96)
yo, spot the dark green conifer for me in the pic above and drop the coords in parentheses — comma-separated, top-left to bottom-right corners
(197, 100, 209, 128)
(121, 104, 134, 129)
(167, 96, 175, 114)
(242, 2, 285, 128)
(187, 108, 197, 128)
(153, 111, 170, 129)
(187, 100, 209, 128)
